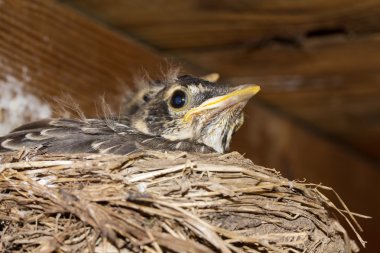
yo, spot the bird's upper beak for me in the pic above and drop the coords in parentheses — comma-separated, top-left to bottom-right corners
(183, 84, 260, 122)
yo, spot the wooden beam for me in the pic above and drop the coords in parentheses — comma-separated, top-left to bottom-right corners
(0, 0, 167, 134)
(60, 0, 380, 49)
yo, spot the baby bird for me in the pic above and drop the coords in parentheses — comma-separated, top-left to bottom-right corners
(0, 74, 260, 154)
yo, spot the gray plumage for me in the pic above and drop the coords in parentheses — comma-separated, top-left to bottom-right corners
(0, 118, 211, 154)
(0, 75, 260, 155)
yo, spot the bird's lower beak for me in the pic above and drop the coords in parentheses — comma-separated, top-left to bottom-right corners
(183, 84, 260, 122)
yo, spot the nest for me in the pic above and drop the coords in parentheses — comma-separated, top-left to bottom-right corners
(0, 150, 365, 252)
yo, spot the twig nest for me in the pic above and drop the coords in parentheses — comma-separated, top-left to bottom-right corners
(0, 151, 363, 252)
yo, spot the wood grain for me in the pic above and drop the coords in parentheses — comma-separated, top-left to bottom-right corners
(60, 0, 380, 49)
(0, 0, 167, 118)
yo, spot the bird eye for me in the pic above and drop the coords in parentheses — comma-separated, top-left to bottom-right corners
(170, 90, 187, 109)
(142, 94, 150, 102)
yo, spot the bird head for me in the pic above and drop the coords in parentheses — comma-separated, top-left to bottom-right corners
(128, 75, 260, 153)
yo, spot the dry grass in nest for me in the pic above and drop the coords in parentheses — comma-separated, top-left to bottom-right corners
(0, 150, 367, 252)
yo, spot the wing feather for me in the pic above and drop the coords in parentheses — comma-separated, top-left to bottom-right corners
(0, 118, 214, 154)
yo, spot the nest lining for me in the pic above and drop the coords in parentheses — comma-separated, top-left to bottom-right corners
(0, 150, 365, 252)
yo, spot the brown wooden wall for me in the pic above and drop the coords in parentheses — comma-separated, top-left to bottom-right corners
(0, 0, 167, 128)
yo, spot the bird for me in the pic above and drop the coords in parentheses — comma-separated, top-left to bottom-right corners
(0, 74, 260, 155)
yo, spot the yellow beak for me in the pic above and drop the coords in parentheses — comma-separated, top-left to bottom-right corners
(183, 84, 260, 122)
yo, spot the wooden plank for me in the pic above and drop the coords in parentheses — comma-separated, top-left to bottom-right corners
(0, 0, 167, 134)
(60, 0, 380, 49)
(232, 102, 380, 253)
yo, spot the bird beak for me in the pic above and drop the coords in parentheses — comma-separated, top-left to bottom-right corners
(201, 73, 220, 83)
(183, 84, 260, 122)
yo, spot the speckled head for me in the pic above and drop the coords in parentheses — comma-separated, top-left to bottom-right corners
(129, 74, 260, 153)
